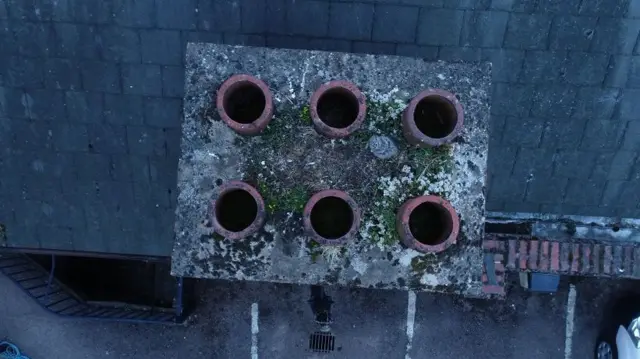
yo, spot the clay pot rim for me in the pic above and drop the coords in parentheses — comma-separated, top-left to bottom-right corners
(404, 89, 464, 146)
(216, 74, 274, 135)
(309, 80, 367, 138)
(397, 195, 459, 253)
(303, 189, 361, 245)
(211, 180, 266, 240)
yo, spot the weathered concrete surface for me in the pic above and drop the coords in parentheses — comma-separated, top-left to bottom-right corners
(172, 44, 491, 296)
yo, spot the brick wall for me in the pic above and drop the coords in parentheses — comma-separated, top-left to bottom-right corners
(0, 0, 640, 255)
(484, 234, 640, 278)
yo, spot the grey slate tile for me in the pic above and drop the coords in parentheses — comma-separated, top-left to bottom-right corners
(149, 155, 178, 186)
(52, 23, 101, 60)
(549, 16, 597, 51)
(223, 34, 266, 47)
(113, 0, 155, 28)
(489, 174, 527, 201)
(520, 50, 567, 83)
(530, 84, 577, 118)
(156, 0, 196, 29)
(489, 0, 537, 12)
(591, 18, 640, 55)
(12, 22, 54, 57)
(74, 153, 111, 180)
(502, 201, 541, 213)
(1, 56, 44, 88)
(491, 83, 534, 116)
(88, 124, 128, 154)
(526, 177, 569, 204)
(70, 0, 112, 23)
(372, 4, 418, 43)
(580, 119, 626, 151)
(460, 11, 509, 48)
(104, 94, 144, 125)
(438, 47, 482, 62)
(564, 52, 609, 85)
(630, 0, 640, 18)
(287, 0, 329, 37)
(6, 0, 60, 21)
(572, 87, 620, 119)
(503, 14, 552, 50)
(537, 0, 582, 13)
(481, 49, 525, 82)
(122, 64, 162, 96)
(144, 97, 182, 128)
(444, 0, 491, 9)
(140, 30, 182, 65)
(307, 39, 352, 52)
(101, 26, 141, 63)
(628, 56, 640, 88)
(592, 151, 637, 180)
(44, 59, 82, 91)
(265, 35, 310, 50)
(502, 117, 543, 147)
(417, 8, 464, 46)
(182, 31, 223, 47)
(0, 0, 6, 19)
(552, 150, 597, 179)
(622, 121, 640, 150)
(162, 66, 184, 98)
(579, 0, 630, 17)
(541, 118, 586, 149)
(65, 91, 103, 123)
(564, 179, 606, 206)
(0, 87, 27, 119)
(24, 89, 67, 121)
(607, 151, 638, 180)
(0, 20, 16, 55)
(126, 126, 166, 156)
(353, 41, 396, 55)
(51, 123, 89, 152)
(605, 55, 631, 88)
(329, 2, 373, 41)
(396, 45, 439, 60)
(488, 115, 505, 149)
(11, 119, 55, 150)
(618, 89, 640, 120)
(512, 147, 556, 178)
(241, 0, 286, 34)
(198, 0, 241, 32)
(80, 61, 121, 94)
(110, 154, 151, 183)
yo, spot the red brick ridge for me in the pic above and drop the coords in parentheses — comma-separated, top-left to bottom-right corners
(482, 234, 640, 296)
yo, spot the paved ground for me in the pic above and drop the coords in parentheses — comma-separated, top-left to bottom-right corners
(1, 272, 636, 359)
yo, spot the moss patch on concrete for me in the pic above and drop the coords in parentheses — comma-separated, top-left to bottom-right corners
(239, 92, 454, 251)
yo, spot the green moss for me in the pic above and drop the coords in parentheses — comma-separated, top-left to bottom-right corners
(410, 254, 438, 274)
(305, 240, 322, 263)
(259, 182, 308, 215)
(212, 232, 225, 241)
(300, 105, 311, 125)
(409, 145, 453, 176)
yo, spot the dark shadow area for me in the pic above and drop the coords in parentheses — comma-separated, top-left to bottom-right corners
(224, 82, 266, 124)
(216, 189, 258, 232)
(409, 202, 453, 245)
(414, 96, 457, 139)
(317, 89, 359, 128)
(28, 254, 192, 309)
(310, 197, 353, 239)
